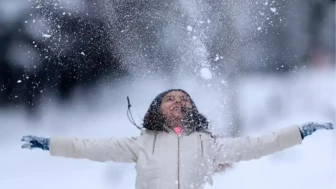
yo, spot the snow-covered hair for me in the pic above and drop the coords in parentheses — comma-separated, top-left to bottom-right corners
(142, 89, 210, 132)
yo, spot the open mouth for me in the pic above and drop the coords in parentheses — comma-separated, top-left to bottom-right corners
(171, 107, 181, 111)
(170, 107, 183, 115)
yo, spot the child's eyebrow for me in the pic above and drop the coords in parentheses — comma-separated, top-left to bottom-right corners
(163, 95, 174, 99)
(163, 94, 189, 100)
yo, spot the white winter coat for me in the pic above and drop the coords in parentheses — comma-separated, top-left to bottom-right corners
(49, 125, 302, 189)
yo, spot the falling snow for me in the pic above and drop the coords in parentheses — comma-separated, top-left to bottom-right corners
(187, 25, 193, 32)
(200, 68, 212, 80)
(42, 34, 52, 38)
(270, 7, 277, 13)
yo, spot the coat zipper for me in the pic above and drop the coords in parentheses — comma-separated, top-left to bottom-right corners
(199, 134, 204, 157)
(177, 136, 180, 189)
(152, 133, 157, 154)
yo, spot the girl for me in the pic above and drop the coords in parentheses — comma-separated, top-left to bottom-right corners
(21, 89, 333, 189)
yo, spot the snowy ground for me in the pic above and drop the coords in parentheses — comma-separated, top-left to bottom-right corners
(0, 67, 335, 189)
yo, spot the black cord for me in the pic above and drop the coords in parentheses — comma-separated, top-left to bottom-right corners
(127, 96, 142, 130)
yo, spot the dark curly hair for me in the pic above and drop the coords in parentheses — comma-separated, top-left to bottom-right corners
(142, 89, 210, 133)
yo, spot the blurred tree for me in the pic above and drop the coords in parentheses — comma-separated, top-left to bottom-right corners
(0, 1, 128, 113)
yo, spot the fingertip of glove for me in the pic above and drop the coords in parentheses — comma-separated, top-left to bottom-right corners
(21, 144, 32, 149)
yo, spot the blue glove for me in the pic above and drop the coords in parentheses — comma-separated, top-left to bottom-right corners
(299, 122, 334, 139)
(21, 135, 50, 151)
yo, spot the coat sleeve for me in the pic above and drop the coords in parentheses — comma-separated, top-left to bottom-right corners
(214, 125, 302, 164)
(49, 136, 140, 163)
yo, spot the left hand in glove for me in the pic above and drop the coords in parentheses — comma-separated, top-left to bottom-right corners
(21, 135, 50, 151)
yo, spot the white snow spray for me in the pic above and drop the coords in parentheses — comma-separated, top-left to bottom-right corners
(95, 0, 279, 136)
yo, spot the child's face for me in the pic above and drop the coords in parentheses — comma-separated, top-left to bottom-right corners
(160, 91, 193, 125)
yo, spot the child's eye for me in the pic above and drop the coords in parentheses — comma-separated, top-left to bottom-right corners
(181, 97, 189, 101)
(167, 97, 174, 101)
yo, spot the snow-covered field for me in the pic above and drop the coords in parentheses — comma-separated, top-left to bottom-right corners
(0, 67, 335, 189)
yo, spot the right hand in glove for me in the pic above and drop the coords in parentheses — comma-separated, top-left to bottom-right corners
(21, 135, 50, 151)
(299, 122, 334, 139)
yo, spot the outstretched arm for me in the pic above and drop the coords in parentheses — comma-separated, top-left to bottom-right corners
(21, 135, 140, 163)
(214, 122, 333, 164)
